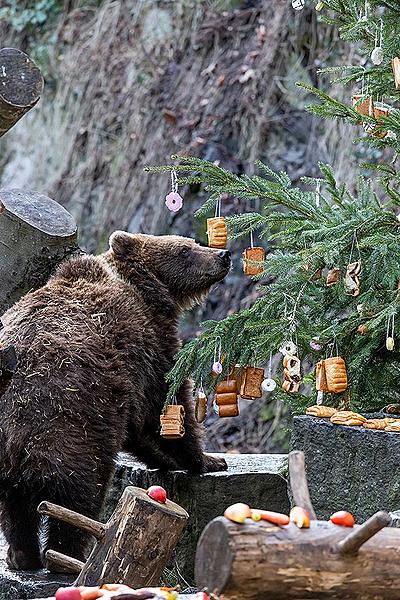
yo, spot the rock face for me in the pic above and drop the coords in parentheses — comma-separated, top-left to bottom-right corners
(0, 453, 289, 597)
(291, 415, 400, 521)
(106, 453, 289, 584)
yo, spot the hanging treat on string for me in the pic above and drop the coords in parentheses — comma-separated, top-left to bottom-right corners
(326, 267, 340, 287)
(211, 336, 223, 376)
(207, 197, 227, 249)
(363, 100, 389, 139)
(242, 231, 265, 276)
(240, 363, 265, 400)
(261, 351, 277, 393)
(392, 57, 400, 89)
(352, 94, 374, 120)
(371, 20, 384, 65)
(160, 396, 185, 439)
(165, 169, 183, 212)
(344, 233, 361, 297)
(279, 340, 302, 393)
(195, 382, 207, 424)
(214, 373, 239, 418)
(386, 314, 395, 351)
(315, 339, 348, 406)
(291, 0, 305, 9)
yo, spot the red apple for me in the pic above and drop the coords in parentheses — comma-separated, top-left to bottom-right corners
(147, 485, 167, 503)
(330, 510, 355, 527)
(56, 588, 82, 600)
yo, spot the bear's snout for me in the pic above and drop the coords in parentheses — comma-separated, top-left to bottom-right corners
(217, 249, 231, 268)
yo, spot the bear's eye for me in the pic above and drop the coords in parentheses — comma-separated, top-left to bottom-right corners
(180, 247, 190, 257)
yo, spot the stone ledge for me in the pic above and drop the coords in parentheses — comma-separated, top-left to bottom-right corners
(291, 415, 400, 522)
(0, 452, 289, 598)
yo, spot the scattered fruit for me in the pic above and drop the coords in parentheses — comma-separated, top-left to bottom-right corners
(330, 511, 355, 527)
(290, 506, 311, 528)
(224, 503, 251, 523)
(250, 509, 289, 526)
(56, 588, 82, 600)
(147, 485, 167, 504)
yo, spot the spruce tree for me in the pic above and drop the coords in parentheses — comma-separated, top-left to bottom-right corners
(146, 0, 400, 415)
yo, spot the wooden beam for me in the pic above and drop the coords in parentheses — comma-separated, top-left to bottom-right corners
(38, 501, 106, 540)
(45, 550, 84, 575)
(337, 511, 391, 556)
(288, 450, 317, 519)
(0, 47, 43, 137)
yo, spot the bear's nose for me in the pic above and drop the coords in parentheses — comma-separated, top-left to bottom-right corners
(218, 250, 231, 265)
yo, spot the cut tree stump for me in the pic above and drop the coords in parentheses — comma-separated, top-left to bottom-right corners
(0, 48, 44, 137)
(38, 486, 189, 588)
(195, 450, 400, 600)
(0, 189, 78, 314)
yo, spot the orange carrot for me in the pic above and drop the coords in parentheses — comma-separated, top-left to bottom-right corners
(250, 509, 289, 525)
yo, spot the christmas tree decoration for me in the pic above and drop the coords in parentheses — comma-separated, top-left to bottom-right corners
(291, 0, 305, 9)
(315, 1, 324, 10)
(211, 337, 223, 374)
(207, 217, 227, 249)
(160, 402, 185, 439)
(344, 261, 361, 297)
(207, 197, 227, 248)
(310, 337, 322, 351)
(214, 378, 239, 417)
(279, 340, 297, 356)
(386, 315, 395, 351)
(240, 366, 264, 399)
(316, 357, 348, 394)
(326, 267, 340, 287)
(261, 351, 276, 393)
(282, 353, 302, 393)
(364, 105, 389, 139)
(392, 57, 400, 89)
(371, 20, 384, 65)
(165, 170, 183, 212)
(357, 324, 368, 335)
(195, 388, 207, 423)
(352, 94, 374, 118)
(243, 233, 265, 276)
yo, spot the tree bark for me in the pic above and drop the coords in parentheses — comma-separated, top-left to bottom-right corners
(195, 515, 400, 600)
(0, 189, 78, 315)
(0, 47, 43, 137)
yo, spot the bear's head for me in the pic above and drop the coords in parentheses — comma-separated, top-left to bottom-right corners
(108, 232, 231, 307)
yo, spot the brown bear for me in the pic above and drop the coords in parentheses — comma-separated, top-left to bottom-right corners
(0, 232, 230, 571)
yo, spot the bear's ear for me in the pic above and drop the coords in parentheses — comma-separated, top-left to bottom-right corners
(109, 231, 142, 258)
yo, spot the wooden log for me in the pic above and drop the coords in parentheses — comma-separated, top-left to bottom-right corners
(45, 550, 84, 575)
(288, 450, 317, 519)
(40, 486, 189, 588)
(0, 48, 43, 137)
(195, 515, 400, 600)
(0, 189, 78, 314)
(38, 501, 106, 540)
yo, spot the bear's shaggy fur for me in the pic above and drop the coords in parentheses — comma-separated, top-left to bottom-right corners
(0, 232, 230, 571)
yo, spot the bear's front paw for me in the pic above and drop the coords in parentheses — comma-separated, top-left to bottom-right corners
(201, 454, 228, 473)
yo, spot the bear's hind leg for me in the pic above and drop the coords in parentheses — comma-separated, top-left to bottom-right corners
(1, 488, 42, 570)
(42, 468, 113, 569)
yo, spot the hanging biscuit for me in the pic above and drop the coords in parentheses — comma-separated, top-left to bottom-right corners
(195, 391, 207, 423)
(240, 366, 264, 399)
(218, 403, 239, 417)
(243, 247, 265, 276)
(216, 379, 237, 394)
(207, 217, 227, 248)
(344, 261, 361, 297)
(392, 57, 400, 89)
(160, 404, 185, 439)
(352, 94, 374, 124)
(316, 357, 348, 394)
(326, 267, 340, 287)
